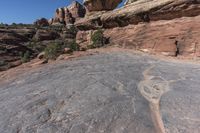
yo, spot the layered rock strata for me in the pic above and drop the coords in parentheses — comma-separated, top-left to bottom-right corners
(50, 1, 86, 25)
(76, 0, 200, 29)
(75, 0, 200, 58)
(83, 0, 122, 12)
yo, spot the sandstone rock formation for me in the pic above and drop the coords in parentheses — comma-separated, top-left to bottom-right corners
(124, 0, 151, 5)
(51, 1, 86, 25)
(76, 0, 200, 29)
(0, 29, 35, 71)
(75, 0, 200, 58)
(83, 0, 122, 12)
(34, 30, 60, 41)
(1, 52, 200, 133)
(68, 1, 86, 19)
(103, 15, 200, 57)
(0, 25, 78, 71)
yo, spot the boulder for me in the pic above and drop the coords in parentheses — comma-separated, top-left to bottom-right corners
(64, 48, 71, 53)
(37, 52, 45, 59)
(83, 0, 122, 12)
(76, 30, 93, 48)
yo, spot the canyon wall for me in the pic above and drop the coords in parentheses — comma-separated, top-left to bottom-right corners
(75, 0, 200, 58)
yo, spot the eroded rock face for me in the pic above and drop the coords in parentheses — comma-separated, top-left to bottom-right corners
(75, 0, 200, 58)
(76, 0, 200, 29)
(51, 1, 86, 25)
(76, 15, 200, 57)
(0, 25, 78, 71)
(83, 0, 122, 12)
(76, 30, 93, 48)
(103, 15, 200, 57)
(68, 1, 86, 19)
(0, 29, 35, 71)
(124, 0, 151, 5)
(34, 30, 60, 41)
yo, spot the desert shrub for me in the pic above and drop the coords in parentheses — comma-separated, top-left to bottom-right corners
(44, 40, 80, 59)
(69, 40, 80, 52)
(44, 42, 62, 60)
(90, 29, 104, 48)
(20, 51, 31, 63)
(68, 25, 78, 35)
(27, 41, 45, 53)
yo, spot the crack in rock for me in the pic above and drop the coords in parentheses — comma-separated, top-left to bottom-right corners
(138, 65, 170, 133)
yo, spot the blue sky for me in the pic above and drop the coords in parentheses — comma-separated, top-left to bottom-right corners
(0, 0, 125, 24)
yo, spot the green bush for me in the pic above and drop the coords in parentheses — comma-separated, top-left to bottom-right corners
(21, 51, 31, 63)
(68, 25, 78, 35)
(90, 29, 104, 48)
(27, 41, 44, 53)
(44, 43, 62, 60)
(69, 41, 80, 52)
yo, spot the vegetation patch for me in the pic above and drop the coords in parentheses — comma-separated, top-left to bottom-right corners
(44, 42, 62, 60)
(68, 40, 80, 52)
(20, 51, 31, 63)
(44, 40, 81, 60)
(88, 29, 107, 49)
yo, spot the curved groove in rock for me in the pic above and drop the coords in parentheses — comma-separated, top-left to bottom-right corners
(138, 65, 169, 133)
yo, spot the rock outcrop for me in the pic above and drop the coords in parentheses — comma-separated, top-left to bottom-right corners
(76, 0, 200, 29)
(83, 0, 122, 12)
(1, 52, 200, 133)
(75, 0, 200, 58)
(124, 0, 151, 5)
(0, 29, 35, 71)
(51, 1, 86, 25)
(34, 18, 49, 27)
(0, 25, 77, 71)
(34, 30, 60, 41)
(104, 15, 200, 57)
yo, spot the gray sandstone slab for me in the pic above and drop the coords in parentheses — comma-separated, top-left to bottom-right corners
(0, 52, 200, 133)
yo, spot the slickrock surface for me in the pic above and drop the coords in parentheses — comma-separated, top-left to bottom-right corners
(0, 51, 200, 133)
